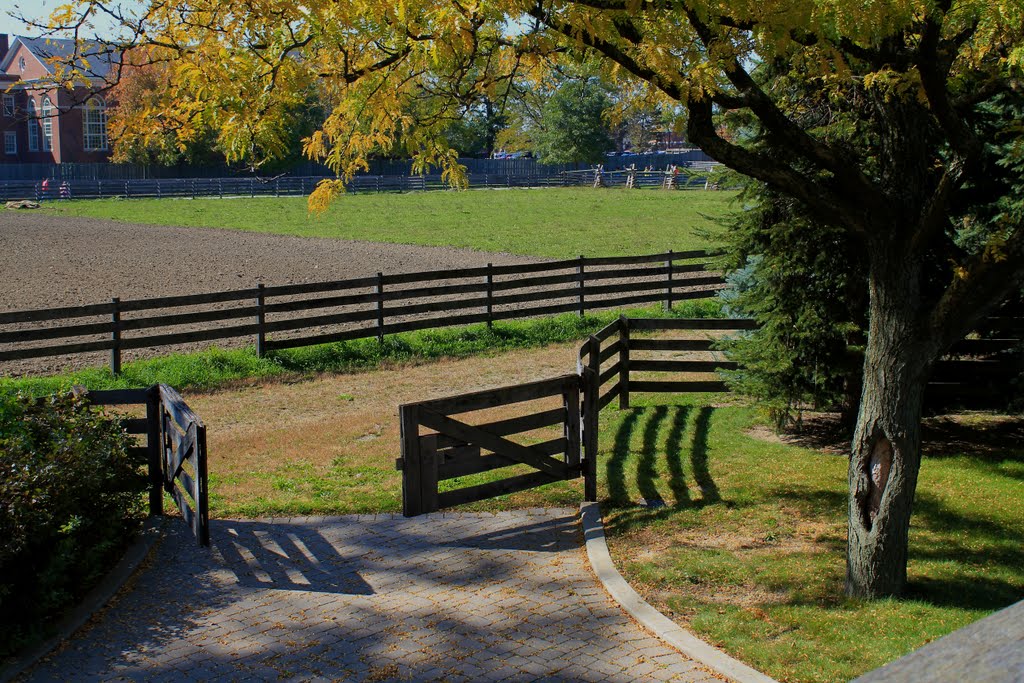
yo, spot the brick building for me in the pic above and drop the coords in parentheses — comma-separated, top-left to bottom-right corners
(0, 34, 116, 163)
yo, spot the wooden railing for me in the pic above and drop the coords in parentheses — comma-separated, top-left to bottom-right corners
(78, 384, 210, 546)
(398, 375, 582, 517)
(0, 250, 726, 372)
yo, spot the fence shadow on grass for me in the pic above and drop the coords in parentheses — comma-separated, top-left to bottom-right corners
(603, 405, 725, 533)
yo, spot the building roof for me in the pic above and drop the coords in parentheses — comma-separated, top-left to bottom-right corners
(1, 35, 118, 82)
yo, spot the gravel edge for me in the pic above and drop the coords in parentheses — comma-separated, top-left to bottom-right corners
(0, 517, 166, 683)
(579, 502, 779, 683)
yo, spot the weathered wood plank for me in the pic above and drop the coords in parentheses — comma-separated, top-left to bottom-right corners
(432, 407, 566, 449)
(0, 319, 113, 344)
(400, 404, 424, 517)
(630, 380, 731, 393)
(438, 451, 518, 480)
(381, 280, 490, 302)
(598, 383, 621, 410)
(261, 275, 379, 298)
(598, 341, 620, 364)
(417, 409, 568, 478)
(261, 291, 378, 314)
(0, 339, 115, 361)
(409, 375, 576, 414)
(0, 301, 114, 325)
(592, 319, 622, 343)
(121, 417, 150, 434)
(630, 318, 758, 331)
(159, 384, 204, 429)
(262, 308, 378, 334)
(117, 287, 254, 312)
(490, 271, 581, 292)
(632, 338, 717, 352)
(87, 388, 149, 405)
(263, 325, 379, 351)
(631, 359, 738, 373)
(119, 305, 260, 333)
(120, 323, 262, 350)
(599, 362, 621, 386)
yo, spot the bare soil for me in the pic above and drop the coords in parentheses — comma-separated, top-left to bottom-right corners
(0, 211, 544, 375)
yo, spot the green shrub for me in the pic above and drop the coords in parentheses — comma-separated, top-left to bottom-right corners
(0, 392, 146, 657)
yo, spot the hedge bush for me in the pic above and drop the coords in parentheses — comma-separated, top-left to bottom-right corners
(0, 392, 146, 658)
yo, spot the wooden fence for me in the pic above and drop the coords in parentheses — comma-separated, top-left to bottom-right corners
(399, 316, 751, 516)
(0, 250, 726, 372)
(78, 384, 210, 546)
(0, 166, 722, 202)
(398, 375, 583, 517)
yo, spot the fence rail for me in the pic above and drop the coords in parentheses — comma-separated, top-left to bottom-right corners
(0, 250, 726, 372)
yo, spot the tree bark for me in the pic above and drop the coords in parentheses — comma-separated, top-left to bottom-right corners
(846, 247, 937, 598)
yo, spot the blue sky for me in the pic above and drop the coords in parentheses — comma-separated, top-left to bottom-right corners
(0, 0, 127, 38)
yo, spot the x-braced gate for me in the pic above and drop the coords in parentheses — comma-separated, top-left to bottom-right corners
(397, 375, 595, 517)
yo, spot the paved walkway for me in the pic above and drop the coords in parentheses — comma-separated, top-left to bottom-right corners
(26, 510, 719, 682)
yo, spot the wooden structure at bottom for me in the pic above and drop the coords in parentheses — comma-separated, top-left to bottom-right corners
(398, 375, 585, 517)
(79, 384, 210, 546)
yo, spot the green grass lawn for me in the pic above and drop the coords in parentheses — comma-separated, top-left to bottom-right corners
(43, 188, 733, 258)
(596, 396, 1024, 683)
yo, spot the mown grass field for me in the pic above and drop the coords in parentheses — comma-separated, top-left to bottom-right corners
(43, 187, 733, 258)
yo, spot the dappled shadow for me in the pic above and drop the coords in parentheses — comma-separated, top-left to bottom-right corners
(214, 520, 374, 595)
(440, 513, 581, 552)
(603, 405, 727, 535)
(607, 408, 641, 505)
(664, 405, 693, 507)
(920, 415, 1024, 464)
(692, 406, 720, 504)
(637, 406, 667, 506)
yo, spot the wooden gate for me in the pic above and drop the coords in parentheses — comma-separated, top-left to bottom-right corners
(81, 384, 210, 546)
(398, 375, 589, 516)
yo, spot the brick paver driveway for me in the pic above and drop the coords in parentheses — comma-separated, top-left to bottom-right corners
(27, 510, 719, 682)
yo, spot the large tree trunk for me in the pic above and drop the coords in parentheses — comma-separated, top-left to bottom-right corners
(846, 249, 937, 599)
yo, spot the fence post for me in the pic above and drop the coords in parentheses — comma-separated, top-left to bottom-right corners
(578, 255, 586, 317)
(618, 315, 630, 409)
(400, 404, 423, 516)
(486, 262, 494, 328)
(665, 249, 674, 311)
(110, 297, 122, 375)
(218, 178, 223, 199)
(255, 283, 266, 357)
(145, 385, 163, 516)
(376, 272, 386, 343)
(584, 335, 600, 502)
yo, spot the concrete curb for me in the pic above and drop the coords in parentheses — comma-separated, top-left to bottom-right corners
(579, 502, 778, 683)
(0, 516, 166, 683)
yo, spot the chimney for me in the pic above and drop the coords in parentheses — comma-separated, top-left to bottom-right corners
(0, 35, 8, 63)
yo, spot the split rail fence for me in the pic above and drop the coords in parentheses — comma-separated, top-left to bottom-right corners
(77, 384, 210, 546)
(0, 167, 719, 203)
(399, 316, 751, 516)
(0, 250, 726, 372)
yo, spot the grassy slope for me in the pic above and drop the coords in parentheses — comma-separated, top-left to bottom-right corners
(43, 188, 732, 257)
(596, 397, 1024, 683)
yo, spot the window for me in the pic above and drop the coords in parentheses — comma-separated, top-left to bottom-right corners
(82, 97, 107, 151)
(41, 96, 52, 152)
(27, 100, 39, 151)
(2, 95, 13, 117)
(4, 131, 16, 155)
(18, 57, 25, 73)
